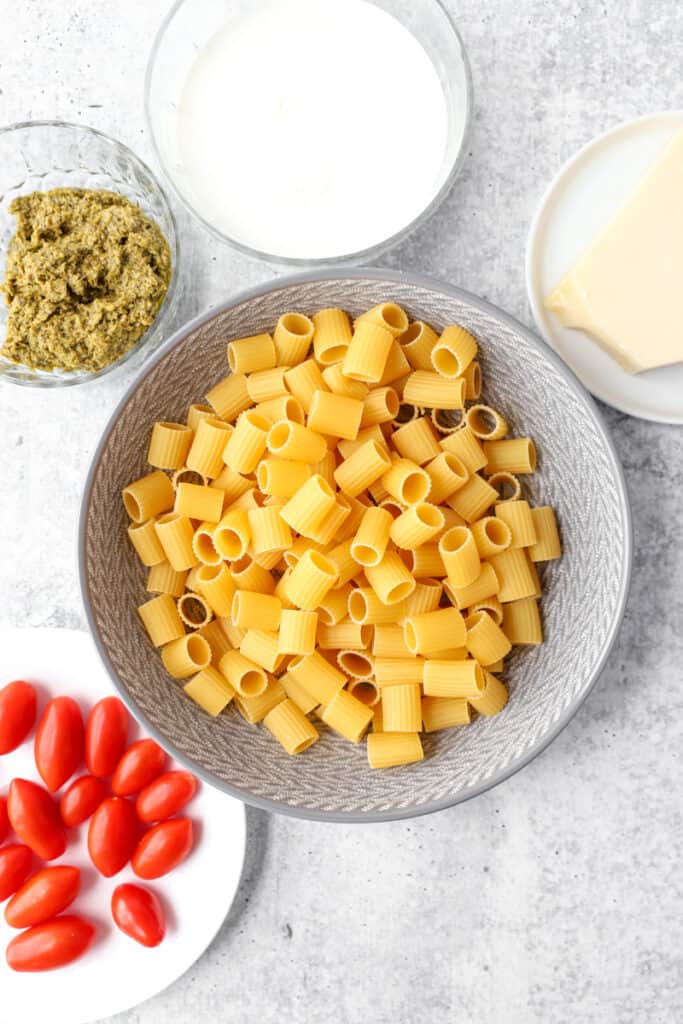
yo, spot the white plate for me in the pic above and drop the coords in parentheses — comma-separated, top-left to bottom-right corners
(0, 627, 246, 1024)
(526, 110, 683, 423)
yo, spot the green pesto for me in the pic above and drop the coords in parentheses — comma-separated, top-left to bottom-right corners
(1, 188, 171, 372)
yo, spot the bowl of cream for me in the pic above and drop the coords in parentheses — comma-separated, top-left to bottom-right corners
(145, 0, 471, 264)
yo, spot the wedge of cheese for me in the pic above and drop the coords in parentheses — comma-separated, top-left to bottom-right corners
(545, 128, 683, 373)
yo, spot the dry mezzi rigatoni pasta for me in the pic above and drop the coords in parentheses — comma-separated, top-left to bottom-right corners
(124, 303, 561, 768)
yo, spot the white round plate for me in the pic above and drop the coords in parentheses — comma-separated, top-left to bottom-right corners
(0, 627, 246, 1024)
(526, 110, 683, 423)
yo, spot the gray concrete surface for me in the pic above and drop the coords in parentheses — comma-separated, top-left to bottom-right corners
(1, 1, 682, 1021)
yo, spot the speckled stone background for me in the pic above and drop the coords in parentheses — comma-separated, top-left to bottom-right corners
(1, 2, 682, 1022)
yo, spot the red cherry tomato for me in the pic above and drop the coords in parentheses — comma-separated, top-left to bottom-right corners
(111, 883, 166, 947)
(112, 739, 166, 797)
(6, 915, 95, 972)
(7, 779, 66, 861)
(85, 697, 128, 778)
(0, 844, 33, 901)
(5, 866, 80, 929)
(59, 775, 107, 828)
(132, 818, 193, 880)
(87, 797, 138, 877)
(0, 795, 9, 843)
(135, 771, 198, 823)
(34, 697, 84, 793)
(0, 680, 37, 755)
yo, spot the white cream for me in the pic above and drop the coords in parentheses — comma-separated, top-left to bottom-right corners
(177, 0, 450, 260)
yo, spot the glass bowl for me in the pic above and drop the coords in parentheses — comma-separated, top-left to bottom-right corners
(0, 121, 180, 388)
(145, 0, 472, 266)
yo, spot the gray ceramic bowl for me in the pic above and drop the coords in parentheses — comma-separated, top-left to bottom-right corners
(79, 270, 631, 821)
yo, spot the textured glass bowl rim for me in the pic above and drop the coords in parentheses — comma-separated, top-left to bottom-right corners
(0, 119, 180, 389)
(79, 267, 633, 822)
(143, 0, 473, 266)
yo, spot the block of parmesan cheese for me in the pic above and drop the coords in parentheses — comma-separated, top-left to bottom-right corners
(545, 128, 683, 373)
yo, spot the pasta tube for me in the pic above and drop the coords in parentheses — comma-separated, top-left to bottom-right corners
(274, 312, 314, 365)
(439, 427, 488, 474)
(342, 321, 394, 383)
(283, 549, 339, 610)
(184, 666, 235, 716)
(146, 561, 188, 598)
(403, 607, 466, 655)
(390, 503, 444, 550)
(128, 519, 166, 567)
(424, 452, 469, 504)
(247, 507, 292, 554)
(186, 416, 233, 479)
(439, 526, 480, 588)
(367, 732, 423, 769)
(219, 649, 268, 697)
(422, 696, 471, 732)
(138, 594, 185, 647)
(312, 307, 353, 365)
(399, 320, 439, 370)
(148, 421, 194, 470)
(206, 372, 251, 421)
(154, 513, 198, 571)
(285, 358, 328, 412)
(278, 609, 318, 655)
(422, 658, 485, 698)
(381, 684, 422, 732)
(267, 420, 327, 463)
(318, 620, 370, 651)
(174, 482, 224, 523)
(223, 411, 271, 474)
(232, 590, 282, 633)
(469, 671, 509, 716)
(288, 651, 346, 705)
(263, 699, 319, 755)
(234, 678, 287, 725)
(431, 325, 478, 378)
(123, 471, 175, 523)
(483, 438, 537, 474)
(322, 688, 374, 742)
(464, 610, 512, 665)
(365, 550, 416, 605)
(351, 506, 393, 567)
(161, 633, 211, 679)
(307, 390, 363, 440)
(227, 332, 276, 374)
(502, 597, 543, 644)
(403, 371, 465, 410)
(528, 507, 561, 561)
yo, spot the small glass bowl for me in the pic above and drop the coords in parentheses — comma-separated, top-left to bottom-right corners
(145, 0, 472, 266)
(0, 121, 180, 387)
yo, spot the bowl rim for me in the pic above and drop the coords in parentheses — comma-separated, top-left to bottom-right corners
(143, 0, 473, 267)
(0, 118, 181, 388)
(79, 267, 633, 822)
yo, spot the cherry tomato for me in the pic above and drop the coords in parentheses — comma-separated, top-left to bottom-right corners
(0, 795, 9, 843)
(0, 680, 37, 755)
(85, 697, 128, 778)
(7, 779, 66, 861)
(111, 884, 166, 947)
(59, 775, 107, 828)
(0, 844, 33, 901)
(87, 797, 138, 877)
(34, 697, 84, 793)
(132, 818, 193, 880)
(6, 915, 95, 972)
(135, 771, 198, 823)
(112, 739, 166, 797)
(5, 866, 80, 928)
